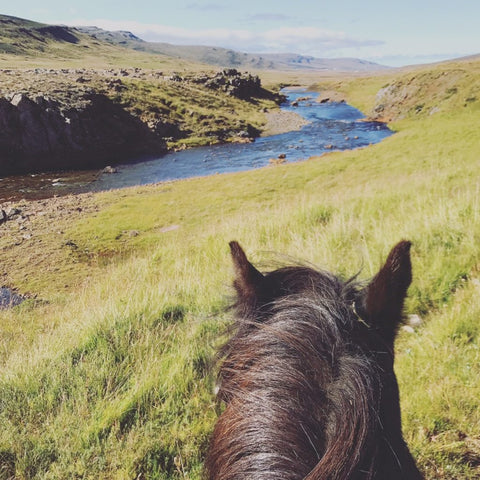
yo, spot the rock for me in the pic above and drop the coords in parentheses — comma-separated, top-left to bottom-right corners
(6, 207, 21, 219)
(151, 120, 182, 138)
(64, 240, 78, 249)
(198, 69, 266, 100)
(406, 314, 423, 328)
(317, 91, 347, 104)
(234, 137, 254, 144)
(0, 287, 24, 309)
(400, 315, 423, 334)
(0, 92, 166, 175)
(10, 93, 26, 107)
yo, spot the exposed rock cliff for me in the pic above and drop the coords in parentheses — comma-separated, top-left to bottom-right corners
(0, 90, 165, 175)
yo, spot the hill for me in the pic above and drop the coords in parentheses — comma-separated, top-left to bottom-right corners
(0, 14, 207, 70)
(0, 14, 388, 73)
(78, 24, 389, 72)
(1, 56, 480, 478)
(0, 15, 82, 54)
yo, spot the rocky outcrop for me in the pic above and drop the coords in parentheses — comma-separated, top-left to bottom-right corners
(190, 69, 282, 101)
(203, 69, 262, 99)
(0, 91, 166, 175)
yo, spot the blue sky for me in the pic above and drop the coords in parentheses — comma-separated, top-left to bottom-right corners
(2, 0, 479, 66)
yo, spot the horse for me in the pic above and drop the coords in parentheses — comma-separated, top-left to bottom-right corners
(205, 240, 424, 480)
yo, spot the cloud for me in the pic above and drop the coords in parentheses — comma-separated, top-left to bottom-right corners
(65, 18, 383, 56)
(246, 13, 294, 22)
(259, 27, 383, 52)
(367, 52, 475, 68)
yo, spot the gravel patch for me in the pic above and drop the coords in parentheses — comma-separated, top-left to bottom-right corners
(261, 110, 310, 136)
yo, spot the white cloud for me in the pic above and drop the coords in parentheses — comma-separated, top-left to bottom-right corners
(64, 18, 383, 56)
(246, 13, 294, 22)
(366, 52, 477, 68)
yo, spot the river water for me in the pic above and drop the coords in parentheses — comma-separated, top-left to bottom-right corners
(0, 89, 392, 201)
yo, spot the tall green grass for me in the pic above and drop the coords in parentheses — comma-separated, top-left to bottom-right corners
(1, 60, 480, 478)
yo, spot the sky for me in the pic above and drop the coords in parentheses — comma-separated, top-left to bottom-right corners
(2, 0, 479, 67)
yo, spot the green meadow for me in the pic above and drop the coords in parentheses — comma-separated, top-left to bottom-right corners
(1, 58, 480, 478)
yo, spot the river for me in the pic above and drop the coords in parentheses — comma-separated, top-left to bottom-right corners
(0, 89, 392, 202)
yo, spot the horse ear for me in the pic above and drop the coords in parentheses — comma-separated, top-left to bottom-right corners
(363, 241, 412, 339)
(229, 241, 265, 310)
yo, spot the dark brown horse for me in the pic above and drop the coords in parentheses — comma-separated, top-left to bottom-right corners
(205, 241, 423, 479)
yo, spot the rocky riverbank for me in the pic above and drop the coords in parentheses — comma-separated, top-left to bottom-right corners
(0, 68, 281, 176)
(0, 190, 102, 297)
(0, 191, 99, 248)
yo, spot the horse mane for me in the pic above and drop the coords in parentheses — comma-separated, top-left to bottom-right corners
(205, 241, 423, 480)
(207, 268, 380, 480)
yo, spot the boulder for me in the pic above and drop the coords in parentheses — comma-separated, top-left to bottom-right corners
(0, 287, 24, 309)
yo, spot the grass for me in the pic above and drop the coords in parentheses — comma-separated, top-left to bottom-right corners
(106, 77, 275, 149)
(1, 58, 480, 478)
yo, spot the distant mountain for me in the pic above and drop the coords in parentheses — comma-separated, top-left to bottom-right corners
(76, 26, 143, 47)
(77, 25, 389, 72)
(0, 14, 388, 72)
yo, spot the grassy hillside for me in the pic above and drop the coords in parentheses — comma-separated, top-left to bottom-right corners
(309, 57, 480, 122)
(0, 14, 206, 70)
(1, 58, 480, 479)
